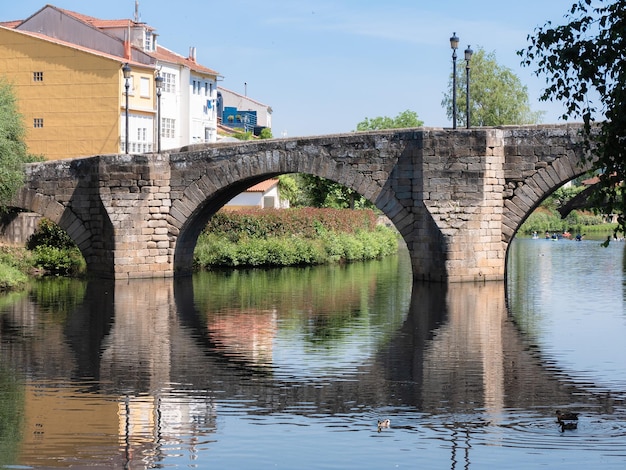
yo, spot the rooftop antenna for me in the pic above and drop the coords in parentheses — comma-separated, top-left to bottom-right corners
(244, 82, 247, 97)
(134, 1, 140, 22)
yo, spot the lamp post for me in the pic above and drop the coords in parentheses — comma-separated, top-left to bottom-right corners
(450, 32, 459, 129)
(122, 63, 132, 153)
(155, 72, 163, 153)
(464, 45, 473, 129)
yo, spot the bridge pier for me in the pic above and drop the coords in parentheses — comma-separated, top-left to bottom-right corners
(12, 125, 590, 282)
(399, 129, 506, 282)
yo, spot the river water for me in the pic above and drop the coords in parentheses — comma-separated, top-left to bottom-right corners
(0, 238, 625, 469)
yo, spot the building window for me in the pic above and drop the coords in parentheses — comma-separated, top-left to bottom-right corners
(162, 118, 175, 139)
(137, 128, 147, 141)
(162, 73, 176, 93)
(33, 72, 44, 82)
(33, 118, 44, 128)
(144, 32, 152, 51)
(140, 77, 150, 98)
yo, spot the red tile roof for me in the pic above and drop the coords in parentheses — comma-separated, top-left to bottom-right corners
(0, 20, 21, 28)
(3, 5, 218, 76)
(152, 46, 218, 76)
(58, 7, 155, 31)
(0, 25, 149, 68)
(246, 179, 279, 192)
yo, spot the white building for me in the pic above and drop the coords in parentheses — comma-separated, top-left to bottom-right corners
(152, 46, 220, 149)
(224, 179, 288, 210)
(3, 4, 221, 152)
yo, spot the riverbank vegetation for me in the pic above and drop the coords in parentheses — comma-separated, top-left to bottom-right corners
(0, 245, 30, 291)
(1, 207, 397, 292)
(519, 185, 618, 236)
(194, 208, 398, 269)
(0, 219, 86, 292)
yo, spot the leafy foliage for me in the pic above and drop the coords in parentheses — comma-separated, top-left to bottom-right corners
(295, 174, 373, 209)
(30, 245, 86, 276)
(26, 218, 86, 275)
(519, 0, 626, 235)
(356, 110, 423, 131)
(258, 128, 273, 139)
(26, 218, 76, 250)
(0, 262, 28, 291)
(195, 208, 397, 268)
(204, 208, 378, 240)
(0, 78, 29, 210)
(442, 47, 544, 126)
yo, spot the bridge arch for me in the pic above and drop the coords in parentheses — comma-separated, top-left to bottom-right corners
(14, 125, 594, 281)
(10, 162, 116, 277)
(168, 138, 416, 275)
(501, 124, 594, 243)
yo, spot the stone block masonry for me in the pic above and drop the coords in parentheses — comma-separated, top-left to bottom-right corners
(12, 124, 592, 282)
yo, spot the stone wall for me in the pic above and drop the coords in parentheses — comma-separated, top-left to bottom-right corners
(10, 125, 588, 282)
(501, 124, 592, 242)
(0, 211, 41, 245)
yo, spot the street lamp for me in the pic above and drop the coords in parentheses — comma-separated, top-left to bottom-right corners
(122, 63, 132, 153)
(155, 72, 163, 153)
(464, 45, 473, 129)
(450, 32, 459, 129)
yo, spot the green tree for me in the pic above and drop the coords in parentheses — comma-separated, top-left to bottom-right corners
(277, 174, 300, 206)
(519, 0, 626, 236)
(259, 128, 273, 139)
(0, 78, 30, 210)
(232, 130, 254, 140)
(443, 47, 544, 127)
(356, 109, 423, 131)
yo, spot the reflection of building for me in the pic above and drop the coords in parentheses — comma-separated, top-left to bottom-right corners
(0, 4, 219, 158)
(207, 308, 278, 365)
(119, 394, 216, 467)
(224, 179, 288, 210)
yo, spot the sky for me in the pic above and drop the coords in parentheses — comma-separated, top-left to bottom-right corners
(3, 1, 574, 138)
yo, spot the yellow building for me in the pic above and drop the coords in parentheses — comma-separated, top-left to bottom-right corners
(0, 4, 221, 160)
(0, 25, 156, 160)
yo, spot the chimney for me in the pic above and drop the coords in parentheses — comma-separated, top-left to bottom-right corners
(189, 47, 196, 62)
(124, 25, 132, 60)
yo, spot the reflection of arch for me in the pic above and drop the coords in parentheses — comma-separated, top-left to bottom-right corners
(170, 149, 416, 275)
(503, 151, 594, 243)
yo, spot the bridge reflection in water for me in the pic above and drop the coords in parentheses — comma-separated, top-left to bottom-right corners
(0, 273, 607, 467)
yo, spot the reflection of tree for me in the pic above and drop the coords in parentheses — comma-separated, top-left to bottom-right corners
(28, 278, 87, 321)
(194, 254, 411, 348)
(0, 367, 23, 466)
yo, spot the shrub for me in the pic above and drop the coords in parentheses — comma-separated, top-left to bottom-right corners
(204, 208, 378, 241)
(194, 209, 398, 269)
(26, 218, 86, 276)
(26, 218, 76, 250)
(0, 263, 28, 291)
(31, 245, 86, 276)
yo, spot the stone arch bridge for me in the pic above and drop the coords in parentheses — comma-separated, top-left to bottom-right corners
(11, 124, 592, 282)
